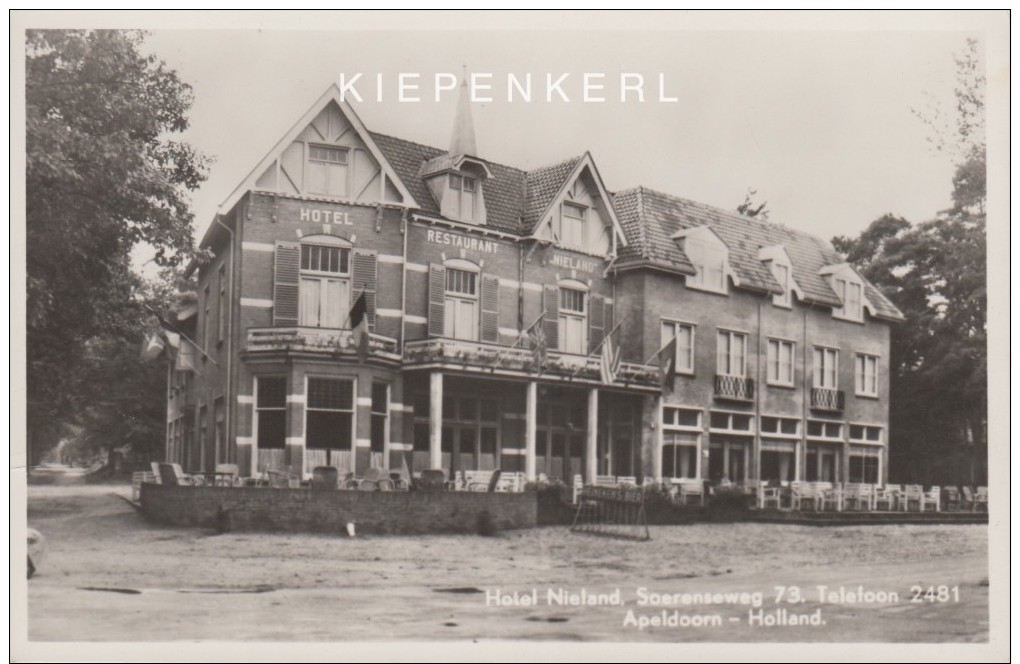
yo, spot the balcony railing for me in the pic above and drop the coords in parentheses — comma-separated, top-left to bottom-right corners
(402, 338, 659, 389)
(243, 327, 400, 359)
(714, 374, 755, 402)
(811, 387, 845, 411)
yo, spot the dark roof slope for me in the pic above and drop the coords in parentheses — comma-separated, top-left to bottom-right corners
(522, 155, 583, 232)
(612, 187, 904, 321)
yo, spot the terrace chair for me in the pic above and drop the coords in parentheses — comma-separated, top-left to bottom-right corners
(311, 466, 339, 490)
(817, 482, 842, 512)
(960, 486, 976, 511)
(571, 474, 584, 504)
(873, 485, 898, 511)
(214, 463, 241, 487)
(159, 463, 196, 487)
(760, 481, 783, 510)
(902, 484, 924, 512)
(974, 486, 988, 512)
(417, 469, 447, 492)
(791, 482, 815, 511)
(267, 468, 298, 488)
(843, 483, 873, 512)
(616, 476, 638, 488)
(464, 470, 494, 492)
(150, 462, 163, 484)
(922, 485, 941, 512)
(595, 475, 617, 487)
(679, 479, 705, 507)
(495, 471, 523, 493)
(359, 466, 395, 491)
(943, 486, 961, 512)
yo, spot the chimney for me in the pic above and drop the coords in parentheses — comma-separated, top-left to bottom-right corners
(449, 72, 477, 157)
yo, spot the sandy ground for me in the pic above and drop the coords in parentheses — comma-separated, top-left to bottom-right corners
(25, 482, 989, 643)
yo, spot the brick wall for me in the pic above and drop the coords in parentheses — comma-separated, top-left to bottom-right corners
(140, 483, 537, 535)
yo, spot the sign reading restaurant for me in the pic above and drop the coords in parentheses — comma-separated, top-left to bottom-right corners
(426, 229, 499, 254)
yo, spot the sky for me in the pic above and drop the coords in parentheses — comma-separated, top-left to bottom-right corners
(130, 15, 989, 256)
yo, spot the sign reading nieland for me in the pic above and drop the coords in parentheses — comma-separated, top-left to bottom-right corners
(549, 252, 599, 273)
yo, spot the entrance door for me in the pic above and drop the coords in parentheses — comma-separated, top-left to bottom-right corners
(708, 438, 750, 483)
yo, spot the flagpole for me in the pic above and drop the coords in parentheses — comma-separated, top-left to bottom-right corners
(568, 320, 624, 379)
(643, 336, 679, 366)
(492, 311, 545, 370)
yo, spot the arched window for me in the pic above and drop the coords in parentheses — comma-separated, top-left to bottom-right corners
(299, 235, 352, 328)
(444, 259, 480, 341)
(558, 279, 588, 354)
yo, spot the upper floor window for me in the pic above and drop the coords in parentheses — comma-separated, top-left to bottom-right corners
(299, 243, 351, 328)
(813, 346, 839, 389)
(717, 330, 747, 377)
(559, 286, 588, 354)
(855, 354, 879, 397)
(661, 321, 695, 374)
(834, 277, 863, 322)
(449, 174, 479, 222)
(682, 231, 729, 294)
(709, 411, 754, 433)
(761, 416, 800, 437)
(444, 266, 479, 340)
(560, 202, 588, 248)
(662, 407, 702, 429)
(767, 338, 795, 386)
(307, 145, 350, 198)
(849, 424, 883, 443)
(771, 262, 792, 308)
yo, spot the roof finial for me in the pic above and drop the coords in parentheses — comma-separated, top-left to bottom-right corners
(449, 67, 477, 157)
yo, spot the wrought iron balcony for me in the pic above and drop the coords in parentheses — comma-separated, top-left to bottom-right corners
(810, 387, 845, 411)
(243, 327, 400, 360)
(402, 338, 659, 390)
(714, 374, 755, 402)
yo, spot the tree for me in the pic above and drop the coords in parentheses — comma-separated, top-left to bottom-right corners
(736, 187, 770, 222)
(835, 39, 987, 485)
(26, 30, 208, 465)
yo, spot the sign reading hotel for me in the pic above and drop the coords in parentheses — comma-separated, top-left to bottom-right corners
(425, 229, 499, 254)
(299, 206, 355, 226)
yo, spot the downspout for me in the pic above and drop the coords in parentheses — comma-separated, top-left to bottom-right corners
(214, 214, 235, 466)
(400, 209, 409, 353)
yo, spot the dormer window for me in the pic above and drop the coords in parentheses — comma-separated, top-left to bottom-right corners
(771, 262, 792, 308)
(560, 202, 588, 247)
(307, 145, 350, 198)
(834, 277, 863, 322)
(448, 173, 479, 222)
(676, 228, 729, 294)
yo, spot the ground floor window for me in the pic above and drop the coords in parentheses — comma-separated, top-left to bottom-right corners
(805, 444, 841, 482)
(661, 432, 698, 479)
(708, 437, 749, 483)
(305, 377, 354, 466)
(848, 446, 880, 484)
(760, 441, 797, 483)
(370, 382, 388, 455)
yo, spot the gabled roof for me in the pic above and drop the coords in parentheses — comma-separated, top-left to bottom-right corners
(613, 187, 905, 322)
(216, 84, 418, 217)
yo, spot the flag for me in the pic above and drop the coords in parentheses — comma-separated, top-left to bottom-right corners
(175, 339, 199, 373)
(355, 320, 370, 364)
(348, 290, 367, 330)
(659, 335, 677, 394)
(526, 313, 546, 372)
(599, 336, 621, 384)
(140, 332, 165, 361)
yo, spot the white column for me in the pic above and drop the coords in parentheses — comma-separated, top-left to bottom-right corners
(586, 388, 599, 484)
(652, 395, 663, 482)
(525, 381, 537, 481)
(429, 372, 443, 470)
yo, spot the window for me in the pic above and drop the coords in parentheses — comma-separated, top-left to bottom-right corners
(256, 377, 286, 450)
(662, 407, 701, 429)
(444, 267, 478, 340)
(306, 378, 354, 451)
(849, 424, 883, 443)
(807, 420, 843, 440)
(203, 285, 211, 354)
(217, 265, 226, 343)
(770, 262, 792, 308)
(558, 287, 588, 354)
(760, 416, 799, 437)
(855, 354, 879, 397)
(717, 330, 747, 376)
(834, 277, 863, 321)
(848, 447, 880, 483)
(449, 173, 479, 222)
(299, 244, 351, 328)
(307, 145, 349, 198)
(662, 432, 699, 479)
(370, 382, 389, 455)
(661, 321, 695, 374)
(560, 202, 588, 248)
(709, 411, 754, 433)
(767, 339, 795, 386)
(813, 346, 839, 389)
(685, 236, 728, 293)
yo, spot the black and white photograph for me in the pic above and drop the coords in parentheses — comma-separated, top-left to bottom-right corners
(11, 10, 1009, 662)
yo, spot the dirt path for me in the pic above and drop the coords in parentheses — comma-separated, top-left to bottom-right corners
(26, 485, 989, 642)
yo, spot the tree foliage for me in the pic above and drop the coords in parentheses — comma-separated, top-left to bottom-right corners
(834, 39, 987, 485)
(26, 30, 208, 464)
(735, 187, 770, 222)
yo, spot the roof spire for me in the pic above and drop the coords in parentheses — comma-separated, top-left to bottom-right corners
(449, 68, 477, 157)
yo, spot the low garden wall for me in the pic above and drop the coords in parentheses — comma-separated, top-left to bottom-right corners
(140, 483, 537, 535)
